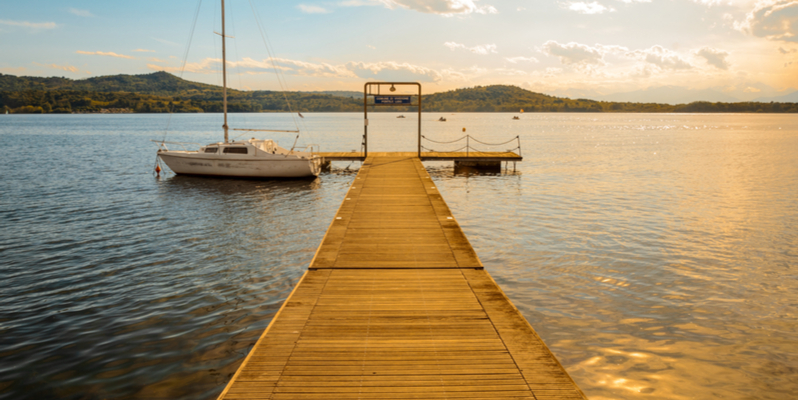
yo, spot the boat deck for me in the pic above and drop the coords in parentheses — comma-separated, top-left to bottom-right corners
(216, 156, 584, 400)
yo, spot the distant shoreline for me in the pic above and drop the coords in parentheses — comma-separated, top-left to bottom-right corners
(2, 72, 797, 114)
(4, 109, 798, 115)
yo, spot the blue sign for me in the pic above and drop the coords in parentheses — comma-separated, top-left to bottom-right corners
(374, 96, 411, 104)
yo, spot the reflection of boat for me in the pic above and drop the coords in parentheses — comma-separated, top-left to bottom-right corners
(438, 117, 446, 122)
(156, 0, 321, 178)
(397, 115, 406, 118)
(512, 116, 520, 120)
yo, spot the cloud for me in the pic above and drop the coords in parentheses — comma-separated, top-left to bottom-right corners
(133, 49, 155, 53)
(444, 42, 498, 54)
(0, 67, 27, 74)
(148, 57, 166, 63)
(346, 61, 442, 81)
(298, 4, 331, 13)
(32, 62, 82, 73)
(152, 37, 181, 46)
(366, 45, 376, 49)
(76, 50, 136, 59)
(0, 19, 56, 29)
(693, 47, 730, 69)
(338, 0, 381, 5)
(563, 1, 614, 14)
(495, 68, 529, 76)
(378, 0, 498, 16)
(778, 46, 798, 53)
(626, 45, 692, 69)
(68, 8, 93, 17)
(505, 56, 539, 63)
(736, 0, 797, 42)
(541, 41, 609, 66)
(616, 0, 651, 3)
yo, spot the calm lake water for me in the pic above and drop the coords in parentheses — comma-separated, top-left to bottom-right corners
(0, 112, 796, 399)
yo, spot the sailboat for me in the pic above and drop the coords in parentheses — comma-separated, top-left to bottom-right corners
(156, 0, 321, 178)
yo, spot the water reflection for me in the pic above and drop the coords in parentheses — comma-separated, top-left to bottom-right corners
(159, 174, 322, 196)
(0, 113, 795, 400)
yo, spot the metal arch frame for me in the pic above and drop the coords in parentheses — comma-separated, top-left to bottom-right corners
(363, 82, 422, 158)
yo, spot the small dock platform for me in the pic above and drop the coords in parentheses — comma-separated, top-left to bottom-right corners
(217, 156, 584, 400)
(317, 151, 522, 162)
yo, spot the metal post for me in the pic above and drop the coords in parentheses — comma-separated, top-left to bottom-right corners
(417, 83, 421, 159)
(363, 83, 368, 158)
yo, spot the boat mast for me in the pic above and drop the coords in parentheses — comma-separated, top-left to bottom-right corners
(221, 0, 229, 143)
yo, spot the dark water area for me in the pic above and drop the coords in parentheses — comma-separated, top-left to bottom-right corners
(0, 113, 796, 399)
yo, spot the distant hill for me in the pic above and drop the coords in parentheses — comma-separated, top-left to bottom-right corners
(306, 90, 363, 99)
(597, 86, 740, 105)
(754, 91, 798, 103)
(0, 72, 796, 114)
(0, 71, 223, 96)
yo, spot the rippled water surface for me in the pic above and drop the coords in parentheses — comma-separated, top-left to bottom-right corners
(0, 113, 796, 399)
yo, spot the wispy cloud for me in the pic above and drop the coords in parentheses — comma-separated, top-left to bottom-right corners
(693, 47, 730, 69)
(0, 19, 56, 29)
(626, 45, 692, 70)
(152, 37, 181, 46)
(133, 49, 155, 53)
(541, 41, 611, 66)
(379, 0, 498, 16)
(505, 56, 539, 63)
(444, 42, 498, 54)
(147, 57, 166, 63)
(76, 50, 136, 59)
(563, 1, 615, 14)
(68, 8, 94, 17)
(32, 62, 89, 74)
(0, 67, 27, 74)
(298, 4, 331, 13)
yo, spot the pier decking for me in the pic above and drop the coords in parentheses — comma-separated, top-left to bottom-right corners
(217, 156, 585, 400)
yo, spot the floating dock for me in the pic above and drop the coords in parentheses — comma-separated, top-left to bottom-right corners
(317, 151, 522, 162)
(217, 156, 585, 400)
(318, 152, 522, 173)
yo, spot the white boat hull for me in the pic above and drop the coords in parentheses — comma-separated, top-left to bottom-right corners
(159, 152, 321, 178)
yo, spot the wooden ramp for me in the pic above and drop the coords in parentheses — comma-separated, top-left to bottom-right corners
(217, 156, 585, 400)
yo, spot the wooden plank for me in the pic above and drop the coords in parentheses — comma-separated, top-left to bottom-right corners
(218, 155, 583, 400)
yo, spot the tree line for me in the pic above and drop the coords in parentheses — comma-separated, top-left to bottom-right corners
(0, 73, 796, 114)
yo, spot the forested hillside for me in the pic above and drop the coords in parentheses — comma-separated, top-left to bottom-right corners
(0, 72, 796, 114)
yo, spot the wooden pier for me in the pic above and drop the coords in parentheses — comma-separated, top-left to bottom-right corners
(217, 156, 585, 400)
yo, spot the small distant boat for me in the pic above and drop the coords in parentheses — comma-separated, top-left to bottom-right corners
(397, 115, 406, 118)
(438, 117, 446, 122)
(512, 116, 520, 120)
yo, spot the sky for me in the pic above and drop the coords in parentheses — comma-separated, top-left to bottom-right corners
(0, 0, 797, 102)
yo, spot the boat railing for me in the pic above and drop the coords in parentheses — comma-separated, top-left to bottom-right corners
(151, 140, 202, 152)
(420, 134, 522, 157)
(301, 144, 320, 154)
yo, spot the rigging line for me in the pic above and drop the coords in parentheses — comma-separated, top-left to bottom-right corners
(229, 0, 248, 130)
(162, 0, 204, 143)
(247, 0, 300, 133)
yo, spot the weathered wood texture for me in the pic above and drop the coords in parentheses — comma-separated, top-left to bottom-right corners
(218, 156, 584, 400)
(318, 152, 522, 162)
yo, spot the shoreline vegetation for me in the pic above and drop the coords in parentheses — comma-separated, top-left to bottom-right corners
(1, 71, 796, 114)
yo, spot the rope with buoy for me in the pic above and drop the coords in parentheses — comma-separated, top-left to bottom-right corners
(153, 154, 165, 177)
